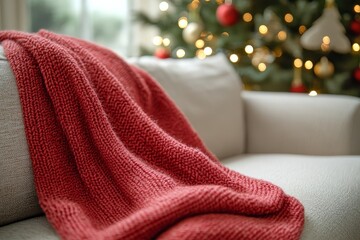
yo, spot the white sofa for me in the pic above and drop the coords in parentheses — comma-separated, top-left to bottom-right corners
(1, 48, 360, 239)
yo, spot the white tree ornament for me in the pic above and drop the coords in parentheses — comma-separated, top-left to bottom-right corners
(182, 22, 203, 44)
(300, 2, 351, 54)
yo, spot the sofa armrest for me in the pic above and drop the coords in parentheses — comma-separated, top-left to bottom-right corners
(243, 91, 360, 155)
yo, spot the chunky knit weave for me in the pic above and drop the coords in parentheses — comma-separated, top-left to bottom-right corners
(0, 31, 304, 240)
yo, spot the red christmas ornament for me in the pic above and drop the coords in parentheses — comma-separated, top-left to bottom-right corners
(290, 83, 307, 93)
(350, 19, 360, 35)
(216, 3, 240, 26)
(353, 67, 360, 82)
(154, 48, 171, 59)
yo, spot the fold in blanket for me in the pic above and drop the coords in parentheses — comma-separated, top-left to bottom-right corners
(0, 30, 304, 239)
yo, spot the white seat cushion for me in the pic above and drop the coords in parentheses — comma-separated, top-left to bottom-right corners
(222, 154, 360, 240)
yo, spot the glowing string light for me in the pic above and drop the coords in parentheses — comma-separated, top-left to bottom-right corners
(294, 58, 303, 68)
(243, 13, 253, 22)
(196, 49, 206, 59)
(176, 48, 185, 58)
(229, 54, 239, 63)
(299, 25, 306, 34)
(354, 4, 360, 13)
(206, 33, 214, 41)
(322, 36, 330, 45)
(244, 45, 254, 54)
(178, 17, 188, 29)
(159, 1, 169, 11)
(352, 43, 360, 52)
(304, 60, 313, 70)
(195, 39, 205, 48)
(309, 90, 318, 96)
(277, 31, 287, 41)
(259, 25, 268, 34)
(163, 38, 170, 46)
(258, 63, 267, 72)
(204, 47, 213, 55)
(152, 36, 163, 46)
(284, 13, 294, 23)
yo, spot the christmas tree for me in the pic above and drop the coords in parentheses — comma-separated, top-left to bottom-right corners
(135, 0, 360, 96)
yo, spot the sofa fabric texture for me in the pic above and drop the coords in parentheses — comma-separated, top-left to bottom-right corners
(0, 46, 42, 226)
(0, 31, 304, 239)
(0, 216, 58, 240)
(243, 91, 360, 155)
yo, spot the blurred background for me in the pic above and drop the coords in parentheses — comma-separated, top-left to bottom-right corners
(0, 0, 359, 96)
(0, 0, 134, 55)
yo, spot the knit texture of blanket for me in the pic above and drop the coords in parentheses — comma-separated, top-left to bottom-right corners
(0, 30, 304, 239)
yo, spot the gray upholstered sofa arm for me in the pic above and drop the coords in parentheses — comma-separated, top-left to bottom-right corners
(242, 91, 360, 155)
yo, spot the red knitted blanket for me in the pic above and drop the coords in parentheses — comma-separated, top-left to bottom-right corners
(0, 31, 304, 239)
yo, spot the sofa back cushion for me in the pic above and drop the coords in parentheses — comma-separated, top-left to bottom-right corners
(0, 49, 244, 227)
(131, 54, 245, 159)
(0, 46, 43, 226)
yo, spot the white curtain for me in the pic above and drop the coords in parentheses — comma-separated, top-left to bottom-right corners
(0, 0, 28, 31)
